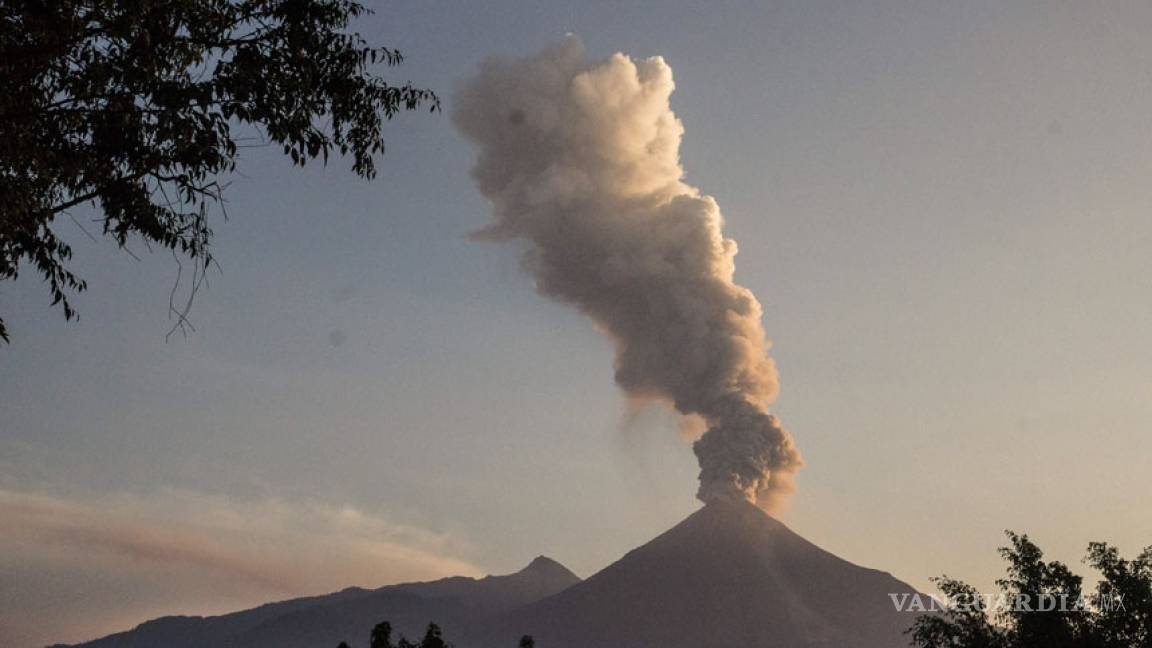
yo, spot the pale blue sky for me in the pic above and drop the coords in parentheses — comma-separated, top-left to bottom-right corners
(3, 2, 1151, 646)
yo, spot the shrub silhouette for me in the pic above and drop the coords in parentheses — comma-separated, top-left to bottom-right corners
(909, 531, 1152, 648)
(338, 620, 535, 648)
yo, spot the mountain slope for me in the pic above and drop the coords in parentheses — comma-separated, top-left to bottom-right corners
(229, 557, 579, 648)
(59, 557, 579, 648)
(485, 500, 922, 648)
(61, 502, 924, 648)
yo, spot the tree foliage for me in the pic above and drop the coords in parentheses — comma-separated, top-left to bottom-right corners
(909, 531, 1152, 648)
(354, 621, 453, 648)
(0, 0, 439, 342)
(342, 620, 534, 648)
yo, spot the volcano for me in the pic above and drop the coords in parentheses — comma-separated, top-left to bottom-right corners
(60, 501, 921, 648)
(480, 499, 922, 648)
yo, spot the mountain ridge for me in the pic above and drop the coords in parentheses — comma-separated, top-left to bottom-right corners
(58, 503, 922, 648)
(56, 557, 580, 648)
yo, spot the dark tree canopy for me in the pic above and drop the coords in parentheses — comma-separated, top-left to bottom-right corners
(340, 621, 533, 648)
(411, 624, 448, 648)
(909, 531, 1152, 648)
(0, 0, 439, 342)
(342, 621, 452, 648)
(370, 621, 394, 648)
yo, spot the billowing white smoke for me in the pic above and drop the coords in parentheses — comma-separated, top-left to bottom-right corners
(454, 37, 802, 511)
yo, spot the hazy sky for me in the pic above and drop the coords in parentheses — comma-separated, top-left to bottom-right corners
(3, 2, 1152, 647)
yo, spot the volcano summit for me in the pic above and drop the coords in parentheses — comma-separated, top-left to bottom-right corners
(486, 499, 922, 648)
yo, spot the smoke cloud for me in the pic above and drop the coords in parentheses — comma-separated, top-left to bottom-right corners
(454, 37, 802, 510)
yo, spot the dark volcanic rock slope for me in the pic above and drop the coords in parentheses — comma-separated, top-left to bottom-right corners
(485, 500, 921, 648)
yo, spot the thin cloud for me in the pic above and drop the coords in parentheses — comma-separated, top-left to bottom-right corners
(0, 488, 482, 648)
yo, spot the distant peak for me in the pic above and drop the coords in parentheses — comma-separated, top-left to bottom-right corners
(524, 555, 563, 572)
(515, 555, 580, 581)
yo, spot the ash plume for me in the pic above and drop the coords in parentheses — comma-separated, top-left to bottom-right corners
(453, 37, 802, 511)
